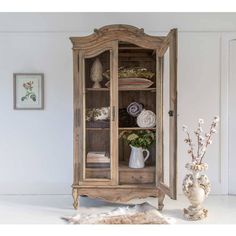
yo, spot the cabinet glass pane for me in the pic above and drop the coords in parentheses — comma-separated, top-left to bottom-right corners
(84, 50, 111, 180)
(163, 48, 170, 186)
(117, 42, 156, 185)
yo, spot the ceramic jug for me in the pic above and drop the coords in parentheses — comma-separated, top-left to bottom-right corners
(129, 145, 150, 168)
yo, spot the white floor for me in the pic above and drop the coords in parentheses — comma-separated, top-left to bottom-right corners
(0, 195, 235, 224)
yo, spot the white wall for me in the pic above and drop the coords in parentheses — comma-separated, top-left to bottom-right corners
(0, 13, 234, 195)
(229, 38, 236, 194)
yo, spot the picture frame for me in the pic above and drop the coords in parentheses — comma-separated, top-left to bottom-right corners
(13, 73, 44, 110)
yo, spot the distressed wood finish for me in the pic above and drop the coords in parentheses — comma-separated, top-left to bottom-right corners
(70, 25, 178, 210)
(70, 24, 165, 52)
(158, 29, 178, 200)
(168, 29, 178, 199)
(75, 186, 161, 205)
(156, 56, 164, 186)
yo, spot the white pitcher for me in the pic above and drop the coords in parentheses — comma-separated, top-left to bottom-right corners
(129, 145, 150, 168)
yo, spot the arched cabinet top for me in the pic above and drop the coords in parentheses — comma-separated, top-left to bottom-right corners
(70, 24, 176, 51)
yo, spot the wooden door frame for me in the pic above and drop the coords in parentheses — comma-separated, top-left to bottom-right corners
(74, 42, 119, 186)
(157, 29, 178, 199)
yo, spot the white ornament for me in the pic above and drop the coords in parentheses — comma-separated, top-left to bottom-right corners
(137, 109, 156, 128)
(90, 58, 103, 88)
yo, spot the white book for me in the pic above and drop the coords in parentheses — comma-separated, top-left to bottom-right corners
(87, 151, 108, 158)
(87, 151, 110, 163)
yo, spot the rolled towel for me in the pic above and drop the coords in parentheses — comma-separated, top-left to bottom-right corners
(127, 102, 143, 117)
(137, 109, 156, 128)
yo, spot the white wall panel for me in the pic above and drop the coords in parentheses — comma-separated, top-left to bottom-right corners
(178, 33, 222, 194)
(229, 39, 236, 194)
(0, 33, 73, 194)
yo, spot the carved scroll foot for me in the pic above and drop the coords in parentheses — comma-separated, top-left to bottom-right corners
(72, 188, 79, 209)
(158, 192, 165, 211)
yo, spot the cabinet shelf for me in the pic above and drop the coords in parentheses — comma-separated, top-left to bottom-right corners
(119, 127, 156, 130)
(86, 127, 156, 131)
(86, 127, 109, 130)
(86, 88, 156, 92)
(119, 88, 156, 92)
(86, 88, 109, 91)
(86, 163, 155, 171)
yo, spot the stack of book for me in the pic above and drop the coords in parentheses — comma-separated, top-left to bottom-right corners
(86, 151, 110, 168)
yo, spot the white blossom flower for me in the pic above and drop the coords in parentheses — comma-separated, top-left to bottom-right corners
(205, 133, 210, 137)
(214, 116, 220, 122)
(199, 136, 204, 141)
(184, 138, 190, 143)
(182, 125, 188, 132)
(197, 127, 203, 133)
(207, 140, 212, 145)
(211, 128, 217, 133)
(198, 118, 204, 124)
(195, 130, 200, 135)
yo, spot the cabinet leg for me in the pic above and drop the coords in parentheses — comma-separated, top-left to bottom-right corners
(72, 188, 79, 209)
(158, 193, 165, 211)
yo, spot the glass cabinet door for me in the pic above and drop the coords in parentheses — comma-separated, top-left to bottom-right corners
(79, 45, 118, 185)
(157, 29, 177, 199)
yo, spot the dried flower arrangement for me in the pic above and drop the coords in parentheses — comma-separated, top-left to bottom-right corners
(103, 67, 155, 80)
(119, 130, 156, 149)
(182, 116, 220, 164)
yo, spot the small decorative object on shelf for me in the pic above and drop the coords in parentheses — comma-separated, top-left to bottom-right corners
(86, 107, 110, 128)
(103, 66, 155, 80)
(87, 151, 110, 163)
(182, 116, 219, 220)
(120, 130, 156, 168)
(137, 109, 156, 128)
(105, 78, 153, 89)
(104, 66, 154, 89)
(86, 151, 110, 168)
(86, 107, 110, 121)
(90, 58, 103, 88)
(127, 102, 143, 117)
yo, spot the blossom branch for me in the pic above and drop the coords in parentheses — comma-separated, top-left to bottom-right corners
(183, 116, 219, 165)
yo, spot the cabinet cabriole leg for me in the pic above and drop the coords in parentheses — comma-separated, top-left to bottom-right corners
(72, 188, 79, 209)
(158, 193, 165, 211)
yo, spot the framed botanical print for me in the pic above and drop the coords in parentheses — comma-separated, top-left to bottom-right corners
(13, 73, 44, 110)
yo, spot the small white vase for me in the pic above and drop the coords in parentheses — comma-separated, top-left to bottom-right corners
(129, 145, 150, 169)
(183, 162, 211, 220)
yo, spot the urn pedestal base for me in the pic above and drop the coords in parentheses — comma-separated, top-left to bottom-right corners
(183, 205, 208, 221)
(183, 163, 211, 221)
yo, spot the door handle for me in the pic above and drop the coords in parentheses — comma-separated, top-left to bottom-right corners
(168, 110, 174, 117)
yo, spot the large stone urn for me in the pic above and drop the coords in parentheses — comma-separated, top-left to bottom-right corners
(182, 162, 211, 220)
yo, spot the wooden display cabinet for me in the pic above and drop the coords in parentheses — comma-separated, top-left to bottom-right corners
(70, 25, 177, 210)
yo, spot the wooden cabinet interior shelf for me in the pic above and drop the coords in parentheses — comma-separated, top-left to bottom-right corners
(86, 127, 156, 131)
(86, 88, 156, 92)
